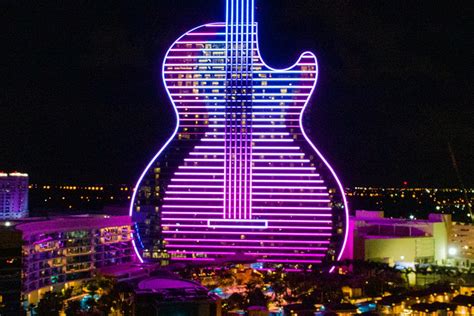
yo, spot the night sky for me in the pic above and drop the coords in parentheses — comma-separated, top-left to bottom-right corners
(1, 0, 472, 187)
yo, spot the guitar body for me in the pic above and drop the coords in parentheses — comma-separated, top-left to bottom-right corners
(131, 12, 348, 269)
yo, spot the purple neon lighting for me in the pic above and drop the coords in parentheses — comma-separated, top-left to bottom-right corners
(130, 0, 349, 268)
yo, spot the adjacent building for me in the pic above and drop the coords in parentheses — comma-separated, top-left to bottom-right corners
(0, 215, 135, 314)
(0, 172, 29, 220)
(449, 221, 474, 266)
(342, 210, 450, 267)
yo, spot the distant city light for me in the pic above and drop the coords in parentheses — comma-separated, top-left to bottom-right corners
(4, 221, 12, 227)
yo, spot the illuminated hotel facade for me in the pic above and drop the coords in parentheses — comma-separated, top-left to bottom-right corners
(0, 215, 134, 313)
(131, 0, 348, 268)
(0, 172, 29, 220)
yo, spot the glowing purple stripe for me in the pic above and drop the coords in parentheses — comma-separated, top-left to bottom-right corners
(252, 173, 319, 176)
(189, 152, 224, 155)
(175, 172, 223, 175)
(168, 184, 222, 188)
(252, 213, 332, 217)
(253, 192, 329, 196)
(258, 259, 322, 263)
(172, 258, 216, 261)
(171, 179, 223, 182)
(252, 179, 323, 183)
(163, 218, 332, 224)
(166, 191, 223, 195)
(246, 253, 325, 257)
(252, 206, 331, 210)
(253, 146, 299, 150)
(200, 139, 294, 142)
(170, 92, 313, 96)
(184, 158, 224, 162)
(163, 231, 331, 236)
(252, 159, 310, 162)
(168, 251, 235, 255)
(165, 78, 316, 81)
(178, 166, 223, 169)
(165, 245, 327, 250)
(165, 224, 332, 230)
(164, 197, 222, 201)
(252, 198, 330, 202)
(167, 85, 312, 89)
(165, 238, 330, 244)
(253, 186, 326, 189)
(252, 167, 315, 170)
(164, 70, 314, 74)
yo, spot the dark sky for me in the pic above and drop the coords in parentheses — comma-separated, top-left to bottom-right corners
(1, 0, 472, 187)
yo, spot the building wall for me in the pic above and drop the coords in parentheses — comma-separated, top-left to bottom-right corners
(0, 229, 23, 315)
(450, 222, 474, 265)
(0, 172, 28, 220)
(364, 236, 435, 265)
(6, 215, 136, 306)
(342, 211, 450, 266)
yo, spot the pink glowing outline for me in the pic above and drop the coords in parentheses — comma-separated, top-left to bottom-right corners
(130, 9, 349, 266)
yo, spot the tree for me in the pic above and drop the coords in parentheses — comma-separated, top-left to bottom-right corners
(246, 287, 268, 308)
(37, 291, 64, 316)
(65, 300, 81, 316)
(224, 292, 245, 311)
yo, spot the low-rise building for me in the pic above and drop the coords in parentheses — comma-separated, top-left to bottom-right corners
(342, 211, 450, 268)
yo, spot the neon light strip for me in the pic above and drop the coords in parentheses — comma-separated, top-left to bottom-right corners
(165, 245, 328, 250)
(171, 179, 223, 182)
(170, 93, 313, 97)
(206, 132, 289, 136)
(252, 192, 329, 196)
(165, 224, 331, 230)
(164, 70, 314, 74)
(252, 198, 329, 202)
(168, 185, 222, 188)
(246, 253, 325, 257)
(175, 172, 223, 175)
(163, 231, 331, 236)
(167, 85, 312, 89)
(165, 78, 316, 81)
(166, 191, 223, 195)
(165, 238, 330, 244)
(168, 251, 236, 255)
(200, 139, 294, 142)
(167, 192, 326, 197)
(252, 213, 331, 217)
(253, 173, 319, 176)
(252, 179, 323, 183)
(173, 100, 306, 103)
(172, 258, 216, 261)
(163, 218, 332, 224)
(258, 259, 322, 263)
(253, 186, 326, 189)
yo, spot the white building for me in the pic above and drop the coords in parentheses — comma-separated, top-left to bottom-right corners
(0, 172, 29, 219)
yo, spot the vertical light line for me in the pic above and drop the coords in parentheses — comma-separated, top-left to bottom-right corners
(249, 0, 255, 219)
(233, 0, 239, 220)
(238, 0, 244, 220)
(224, 0, 229, 219)
(228, 0, 235, 219)
(244, 0, 249, 219)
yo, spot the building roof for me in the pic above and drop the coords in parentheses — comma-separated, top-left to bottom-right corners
(12, 215, 131, 238)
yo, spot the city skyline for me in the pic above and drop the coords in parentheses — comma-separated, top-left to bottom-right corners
(2, 0, 472, 187)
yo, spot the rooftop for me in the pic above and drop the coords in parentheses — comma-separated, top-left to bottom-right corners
(1, 214, 131, 238)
